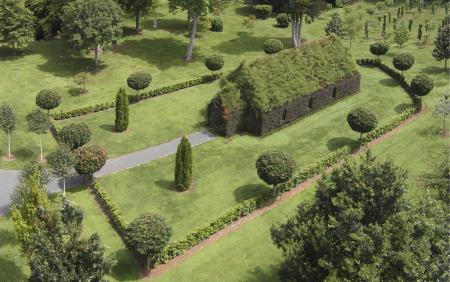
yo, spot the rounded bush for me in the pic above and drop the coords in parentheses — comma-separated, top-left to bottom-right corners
(256, 151, 296, 186)
(35, 89, 62, 112)
(204, 54, 224, 73)
(392, 53, 415, 73)
(370, 42, 390, 59)
(276, 13, 289, 28)
(198, 16, 211, 31)
(59, 123, 91, 150)
(127, 71, 152, 92)
(263, 39, 284, 54)
(210, 17, 223, 32)
(410, 73, 434, 97)
(74, 144, 107, 176)
(347, 107, 378, 135)
(254, 4, 272, 19)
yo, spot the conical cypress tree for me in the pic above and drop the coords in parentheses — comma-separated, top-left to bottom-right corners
(174, 136, 192, 191)
(115, 88, 129, 132)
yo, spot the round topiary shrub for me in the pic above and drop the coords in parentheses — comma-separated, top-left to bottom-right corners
(276, 13, 289, 28)
(254, 4, 272, 19)
(410, 73, 434, 97)
(74, 144, 107, 177)
(210, 17, 223, 32)
(127, 71, 152, 94)
(347, 107, 378, 143)
(204, 54, 224, 74)
(263, 39, 284, 54)
(392, 53, 415, 74)
(59, 123, 91, 150)
(36, 89, 62, 113)
(369, 42, 390, 59)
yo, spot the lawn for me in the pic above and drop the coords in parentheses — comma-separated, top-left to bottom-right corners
(97, 65, 412, 241)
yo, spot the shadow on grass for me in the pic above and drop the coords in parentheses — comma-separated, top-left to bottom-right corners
(213, 33, 291, 54)
(100, 124, 116, 133)
(234, 183, 271, 202)
(154, 179, 174, 191)
(13, 148, 36, 161)
(0, 228, 28, 281)
(235, 5, 254, 17)
(327, 137, 356, 151)
(67, 87, 83, 97)
(379, 78, 399, 87)
(421, 66, 448, 75)
(114, 38, 201, 70)
(395, 103, 413, 113)
(109, 248, 141, 281)
(148, 18, 189, 35)
(242, 265, 281, 282)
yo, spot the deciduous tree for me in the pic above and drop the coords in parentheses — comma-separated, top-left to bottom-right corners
(35, 89, 62, 113)
(392, 53, 415, 74)
(26, 109, 51, 162)
(342, 5, 364, 49)
(325, 12, 343, 36)
(59, 123, 91, 150)
(47, 145, 74, 196)
(433, 94, 450, 135)
(394, 23, 410, 47)
(432, 24, 450, 69)
(120, 0, 158, 33)
(74, 144, 107, 179)
(73, 72, 91, 94)
(347, 107, 377, 144)
(0, 104, 17, 159)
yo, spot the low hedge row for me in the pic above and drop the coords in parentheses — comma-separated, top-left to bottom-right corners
(51, 73, 221, 120)
(49, 118, 62, 140)
(90, 182, 128, 234)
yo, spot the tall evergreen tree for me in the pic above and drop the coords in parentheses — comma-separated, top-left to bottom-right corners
(433, 24, 450, 69)
(174, 136, 192, 191)
(115, 88, 129, 132)
(325, 13, 343, 36)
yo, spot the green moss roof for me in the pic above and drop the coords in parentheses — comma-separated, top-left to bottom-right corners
(217, 35, 358, 112)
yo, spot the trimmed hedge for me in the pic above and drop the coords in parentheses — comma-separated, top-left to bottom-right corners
(90, 182, 128, 234)
(51, 73, 221, 120)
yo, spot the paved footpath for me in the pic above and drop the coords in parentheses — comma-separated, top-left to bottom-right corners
(0, 131, 215, 215)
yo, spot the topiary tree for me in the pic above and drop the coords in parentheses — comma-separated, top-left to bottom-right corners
(47, 145, 74, 196)
(27, 109, 51, 162)
(369, 42, 390, 60)
(392, 53, 415, 74)
(35, 89, 62, 113)
(325, 13, 343, 36)
(126, 213, 172, 269)
(394, 23, 410, 47)
(254, 4, 272, 19)
(410, 73, 434, 111)
(204, 54, 224, 74)
(433, 24, 450, 69)
(347, 107, 378, 145)
(210, 17, 223, 32)
(73, 72, 91, 94)
(256, 151, 296, 199)
(263, 39, 284, 54)
(127, 71, 152, 95)
(0, 104, 16, 159)
(59, 123, 91, 150)
(276, 13, 289, 28)
(174, 136, 192, 191)
(115, 88, 129, 132)
(74, 144, 107, 179)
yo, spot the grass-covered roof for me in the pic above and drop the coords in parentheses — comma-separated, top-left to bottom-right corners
(216, 35, 358, 112)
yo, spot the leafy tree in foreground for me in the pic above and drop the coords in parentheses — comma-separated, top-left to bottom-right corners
(47, 145, 74, 196)
(61, 0, 122, 68)
(59, 122, 91, 150)
(175, 136, 192, 191)
(74, 144, 107, 179)
(0, 0, 35, 56)
(271, 153, 448, 281)
(347, 107, 377, 144)
(73, 72, 91, 94)
(325, 12, 343, 36)
(433, 24, 450, 69)
(127, 71, 152, 95)
(370, 42, 389, 60)
(35, 89, 62, 113)
(126, 213, 172, 269)
(256, 151, 296, 199)
(204, 54, 224, 74)
(26, 109, 51, 162)
(115, 88, 129, 132)
(120, 0, 158, 33)
(392, 53, 415, 74)
(0, 104, 17, 159)
(433, 94, 450, 135)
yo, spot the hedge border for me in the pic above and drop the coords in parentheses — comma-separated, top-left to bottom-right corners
(51, 73, 221, 120)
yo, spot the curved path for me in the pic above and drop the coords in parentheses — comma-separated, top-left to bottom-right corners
(0, 131, 216, 215)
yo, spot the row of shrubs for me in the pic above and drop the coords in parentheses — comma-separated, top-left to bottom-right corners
(51, 73, 221, 120)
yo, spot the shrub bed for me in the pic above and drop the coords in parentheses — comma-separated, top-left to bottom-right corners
(51, 73, 221, 120)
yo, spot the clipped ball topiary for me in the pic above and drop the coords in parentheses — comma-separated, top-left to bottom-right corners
(36, 89, 62, 113)
(347, 107, 378, 143)
(369, 42, 390, 59)
(276, 13, 289, 28)
(204, 54, 224, 74)
(263, 39, 284, 54)
(210, 17, 223, 32)
(254, 4, 272, 19)
(392, 53, 415, 74)
(74, 144, 107, 177)
(127, 71, 152, 94)
(410, 73, 434, 97)
(59, 123, 91, 150)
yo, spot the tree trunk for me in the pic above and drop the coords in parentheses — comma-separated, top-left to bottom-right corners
(349, 37, 352, 49)
(94, 44, 100, 69)
(7, 134, 11, 158)
(12, 42, 16, 57)
(63, 178, 66, 197)
(359, 132, 363, 146)
(445, 59, 448, 70)
(146, 256, 152, 270)
(291, 13, 304, 48)
(186, 15, 198, 62)
(136, 11, 141, 33)
(39, 137, 43, 162)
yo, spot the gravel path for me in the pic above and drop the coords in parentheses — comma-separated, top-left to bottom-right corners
(0, 131, 216, 215)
